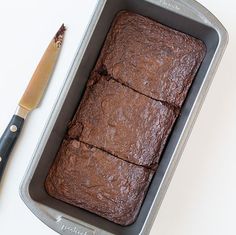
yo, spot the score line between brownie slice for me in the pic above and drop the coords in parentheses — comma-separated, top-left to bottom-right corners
(68, 74, 178, 168)
(45, 140, 153, 226)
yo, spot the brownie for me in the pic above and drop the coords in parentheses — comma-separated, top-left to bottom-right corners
(45, 140, 153, 225)
(68, 74, 178, 168)
(46, 10, 207, 226)
(94, 11, 206, 107)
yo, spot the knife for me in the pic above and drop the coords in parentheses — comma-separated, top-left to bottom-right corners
(0, 24, 66, 181)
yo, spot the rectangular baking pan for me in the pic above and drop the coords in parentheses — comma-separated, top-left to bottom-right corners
(20, 0, 228, 234)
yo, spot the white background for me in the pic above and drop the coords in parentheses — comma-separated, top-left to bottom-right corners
(0, 0, 234, 234)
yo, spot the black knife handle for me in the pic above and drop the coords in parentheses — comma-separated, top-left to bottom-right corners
(0, 115, 24, 181)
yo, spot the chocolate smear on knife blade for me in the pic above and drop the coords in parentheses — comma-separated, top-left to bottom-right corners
(54, 24, 66, 48)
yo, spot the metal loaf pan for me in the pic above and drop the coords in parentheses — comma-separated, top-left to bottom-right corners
(20, 0, 228, 234)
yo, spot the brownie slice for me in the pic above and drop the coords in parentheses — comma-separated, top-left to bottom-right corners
(94, 11, 206, 107)
(45, 140, 153, 225)
(68, 74, 178, 168)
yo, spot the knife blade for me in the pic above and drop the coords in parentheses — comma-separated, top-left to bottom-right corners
(0, 24, 66, 182)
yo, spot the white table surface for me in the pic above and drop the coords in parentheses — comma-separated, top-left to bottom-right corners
(0, 0, 234, 234)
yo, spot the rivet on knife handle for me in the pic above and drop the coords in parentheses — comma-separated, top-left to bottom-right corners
(0, 115, 24, 181)
(0, 24, 66, 182)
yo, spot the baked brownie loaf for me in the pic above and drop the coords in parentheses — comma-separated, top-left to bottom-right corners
(94, 11, 206, 107)
(46, 10, 207, 226)
(45, 140, 153, 225)
(68, 74, 178, 168)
